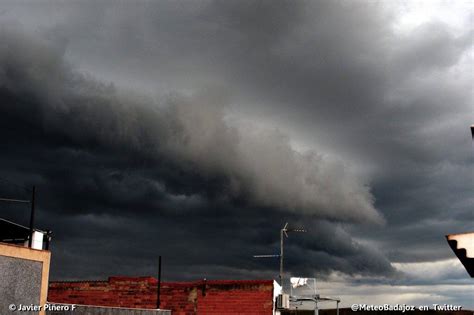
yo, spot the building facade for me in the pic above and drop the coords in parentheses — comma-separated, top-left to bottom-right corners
(49, 277, 280, 315)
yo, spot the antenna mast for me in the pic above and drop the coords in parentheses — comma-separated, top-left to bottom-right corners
(254, 222, 306, 289)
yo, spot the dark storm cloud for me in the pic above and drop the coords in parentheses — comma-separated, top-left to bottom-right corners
(0, 0, 472, 293)
(0, 26, 390, 281)
(0, 27, 381, 222)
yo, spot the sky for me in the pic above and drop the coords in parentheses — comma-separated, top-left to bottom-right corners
(0, 0, 473, 308)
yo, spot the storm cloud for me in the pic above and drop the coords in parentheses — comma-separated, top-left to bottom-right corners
(0, 27, 381, 223)
(0, 0, 472, 307)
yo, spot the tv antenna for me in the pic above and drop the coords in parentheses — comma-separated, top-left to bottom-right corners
(253, 222, 306, 287)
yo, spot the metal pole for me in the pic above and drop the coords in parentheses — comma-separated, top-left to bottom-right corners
(157, 256, 162, 309)
(45, 231, 51, 250)
(280, 227, 284, 287)
(28, 186, 36, 248)
(337, 301, 339, 315)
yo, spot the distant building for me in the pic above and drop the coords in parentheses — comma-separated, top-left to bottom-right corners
(49, 277, 282, 315)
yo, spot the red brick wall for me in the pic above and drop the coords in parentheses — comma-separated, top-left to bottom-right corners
(48, 277, 275, 315)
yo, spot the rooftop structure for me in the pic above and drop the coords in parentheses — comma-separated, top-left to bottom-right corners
(49, 277, 280, 315)
(446, 232, 474, 277)
(0, 241, 51, 315)
(0, 218, 51, 250)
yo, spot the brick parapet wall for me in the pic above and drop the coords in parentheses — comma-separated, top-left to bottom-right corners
(48, 277, 274, 315)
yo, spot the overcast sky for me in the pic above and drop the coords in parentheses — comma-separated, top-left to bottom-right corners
(0, 0, 473, 308)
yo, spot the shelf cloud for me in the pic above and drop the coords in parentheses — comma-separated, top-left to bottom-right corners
(0, 0, 472, 306)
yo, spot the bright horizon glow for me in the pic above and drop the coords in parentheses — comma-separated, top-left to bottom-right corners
(391, 0, 473, 33)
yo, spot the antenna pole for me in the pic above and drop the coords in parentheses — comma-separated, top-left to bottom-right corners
(280, 222, 288, 287)
(280, 226, 284, 286)
(254, 222, 305, 290)
(28, 186, 36, 248)
(157, 256, 162, 309)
